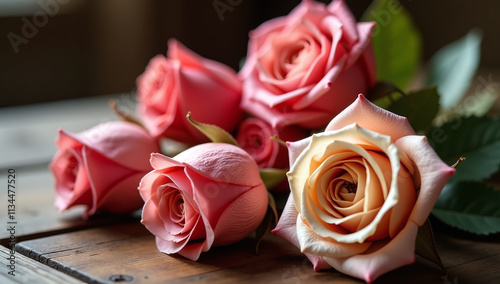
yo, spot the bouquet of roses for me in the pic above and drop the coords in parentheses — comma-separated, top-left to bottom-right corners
(49, 0, 500, 282)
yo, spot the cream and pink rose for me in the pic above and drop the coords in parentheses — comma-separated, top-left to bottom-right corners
(239, 0, 376, 129)
(50, 121, 160, 218)
(273, 95, 455, 282)
(137, 39, 244, 144)
(138, 143, 268, 261)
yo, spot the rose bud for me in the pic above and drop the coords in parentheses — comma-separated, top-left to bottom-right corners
(139, 143, 268, 261)
(50, 121, 160, 218)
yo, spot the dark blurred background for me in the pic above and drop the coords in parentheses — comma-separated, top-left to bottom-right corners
(1, 0, 499, 108)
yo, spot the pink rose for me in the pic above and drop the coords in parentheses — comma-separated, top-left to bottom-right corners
(235, 117, 309, 192)
(273, 95, 455, 282)
(138, 143, 268, 261)
(137, 39, 244, 144)
(50, 121, 160, 218)
(239, 0, 376, 129)
(235, 117, 308, 169)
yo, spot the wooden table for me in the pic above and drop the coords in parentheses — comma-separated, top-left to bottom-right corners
(1, 94, 499, 284)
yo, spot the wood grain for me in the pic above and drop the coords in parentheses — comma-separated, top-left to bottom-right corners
(0, 168, 140, 247)
(15, 221, 500, 284)
(0, 245, 84, 284)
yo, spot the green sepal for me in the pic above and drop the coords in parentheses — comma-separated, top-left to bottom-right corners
(186, 112, 239, 146)
(415, 218, 447, 274)
(259, 167, 288, 190)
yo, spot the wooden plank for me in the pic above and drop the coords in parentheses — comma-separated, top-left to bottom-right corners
(0, 167, 139, 246)
(430, 233, 500, 284)
(15, 221, 500, 284)
(0, 245, 84, 284)
(0, 94, 129, 170)
(15, 222, 301, 283)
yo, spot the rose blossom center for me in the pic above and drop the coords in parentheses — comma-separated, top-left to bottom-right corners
(67, 155, 79, 180)
(141, 59, 175, 111)
(291, 125, 418, 244)
(257, 19, 323, 85)
(159, 185, 186, 226)
(60, 153, 79, 190)
(248, 134, 263, 149)
(340, 180, 356, 194)
(282, 43, 307, 72)
(236, 120, 276, 166)
(172, 195, 185, 223)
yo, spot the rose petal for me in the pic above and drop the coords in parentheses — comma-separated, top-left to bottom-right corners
(325, 94, 416, 142)
(141, 197, 173, 241)
(149, 152, 183, 171)
(241, 90, 329, 128)
(97, 172, 145, 215)
(249, 78, 313, 108)
(81, 146, 136, 216)
(323, 221, 419, 283)
(65, 121, 159, 171)
(155, 234, 206, 261)
(212, 183, 268, 246)
(51, 148, 91, 211)
(327, 0, 358, 46)
(292, 56, 346, 110)
(239, 16, 288, 79)
(137, 55, 180, 139)
(287, 136, 312, 167)
(272, 194, 331, 271)
(174, 143, 263, 188)
(348, 22, 376, 81)
(395, 135, 455, 226)
(168, 39, 241, 92)
(176, 64, 242, 138)
(185, 166, 253, 226)
(297, 215, 372, 258)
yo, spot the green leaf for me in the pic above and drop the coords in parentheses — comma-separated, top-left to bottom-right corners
(426, 29, 482, 110)
(259, 168, 288, 189)
(254, 192, 279, 254)
(186, 112, 239, 146)
(369, 81, 405, 109)
(387, 86, 440, 133)
(432, 181, 500, 235)
(415, 219, 447, 273)
(427, 116, 500, 183)
(362, 0, 422, 90)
